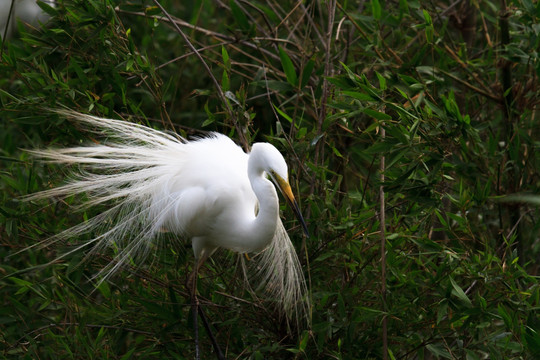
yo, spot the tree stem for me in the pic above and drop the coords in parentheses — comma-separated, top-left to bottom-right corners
(380, 123, 387, 360)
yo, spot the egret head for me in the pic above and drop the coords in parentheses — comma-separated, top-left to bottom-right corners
(251, 143, 309, 237)
(248, 143, 285, 177)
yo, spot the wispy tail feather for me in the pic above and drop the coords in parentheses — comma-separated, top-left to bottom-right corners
(252, 220, 311, 327)
(25, 110, 310, 325)
(24, 111, 188, 281)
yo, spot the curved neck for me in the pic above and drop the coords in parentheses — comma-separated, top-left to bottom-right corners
(245, 158, 279, 252)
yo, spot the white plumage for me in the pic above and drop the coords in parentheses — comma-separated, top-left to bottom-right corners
(27, 110, 309, 323)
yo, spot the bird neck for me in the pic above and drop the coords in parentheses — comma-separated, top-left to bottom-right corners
(247, 168, 279, 252)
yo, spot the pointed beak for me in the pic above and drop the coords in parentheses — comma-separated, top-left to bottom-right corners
(271, 172, 310, 238)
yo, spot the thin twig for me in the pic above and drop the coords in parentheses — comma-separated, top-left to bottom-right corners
(499, 0, 523, 264)
(380, 119, 388, 360)
(335, 2, 401, 66)
(198, 306, 226, 360)
(150, 0, 247, 149)
(442, 44, 494, 96)
(9, 322, 154, 351)
(439, 69, 500, 102)
(319, 0, 336, 137)
(0, 0, 17, 58)
(115, 8, 289, 64)
(311, 0, 336, 194)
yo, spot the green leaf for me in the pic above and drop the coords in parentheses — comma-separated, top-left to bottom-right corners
(119, 348, 136, 360)
(96, 281, 111, 299)
(221, 46, 231, 91)
(376, 71, 387, 91)
(340, 62, 360, 83)
(422, 9, 432, 25)
(342, 90, 374, 101)
(447, 212, 465, 226)
(362, 108, 392, 120)
(399, 0, 409, 16)
(331, 146, 343, 158)
(434, 209, 448, 227)
(422, 10, 434, 43)
(229, 0, 250, 32)
(38, 299, 52, 311)
(498, 303, 513, 329)
(426, 344, 452, 359)
(450, 277, 472, 307)
(8, 277, 33, 288)
(300, 57, 316, 88)
(222, 69, 230, 92)
(465, 350, 481, 360)
(299, 330, 309, 352)
(273, 104, 293, 123)
(37, 0, 59, 15)
(278, 46, 298, 87)
(525, 320, 540, 355)
(372, 0, 382, 20)
(221, 45, 231, 70)
(437, 300, 448, 324)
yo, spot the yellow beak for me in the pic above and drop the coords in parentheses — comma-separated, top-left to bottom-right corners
(271, 172, 309, 237)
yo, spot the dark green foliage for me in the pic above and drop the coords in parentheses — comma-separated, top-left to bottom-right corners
(1, 0, 539, 358)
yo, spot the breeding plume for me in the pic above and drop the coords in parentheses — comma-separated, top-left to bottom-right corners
(27, 111, 310, 344)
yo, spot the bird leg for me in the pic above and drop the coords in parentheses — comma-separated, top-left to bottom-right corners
(188, 256, 226, 360)
(188, 260, 202, 360)
(198, 305, 225, 360)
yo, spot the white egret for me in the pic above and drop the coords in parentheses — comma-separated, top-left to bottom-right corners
(26, 110, 310, 357)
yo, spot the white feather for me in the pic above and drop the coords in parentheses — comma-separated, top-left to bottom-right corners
(26, 110, 309, 324)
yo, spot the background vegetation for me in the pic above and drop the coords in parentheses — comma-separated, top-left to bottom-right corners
(1, 0, 539, 358)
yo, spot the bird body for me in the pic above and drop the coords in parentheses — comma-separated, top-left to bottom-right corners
(155, 135, 273, 256)
(27, 111, 309, 324)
